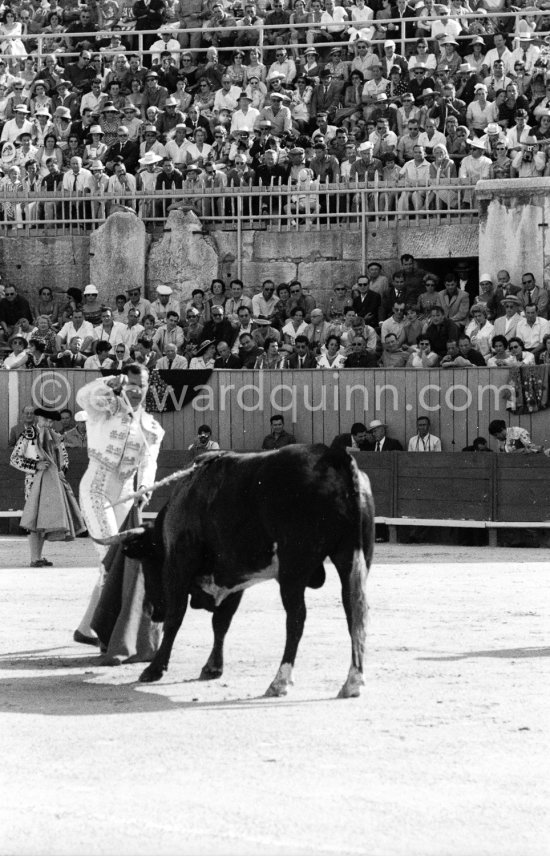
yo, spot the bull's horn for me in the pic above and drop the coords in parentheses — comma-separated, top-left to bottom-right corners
(90, 526, 146, 546)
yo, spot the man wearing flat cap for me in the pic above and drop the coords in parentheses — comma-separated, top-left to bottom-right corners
(256, 91, 292, 137)
(123, 284, 152, 321)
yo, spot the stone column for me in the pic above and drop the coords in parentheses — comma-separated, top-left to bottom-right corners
(89, 211, 148, 303)
(477, 178, 550, 288)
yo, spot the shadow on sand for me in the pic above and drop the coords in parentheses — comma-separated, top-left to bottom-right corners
(418, 646, 550, 662)
(0, 651, 340, 715)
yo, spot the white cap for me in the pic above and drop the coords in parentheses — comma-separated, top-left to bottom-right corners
(75, 410, 88, 422)
(83, 284, 98, 295)
(156, 284, 173, 295)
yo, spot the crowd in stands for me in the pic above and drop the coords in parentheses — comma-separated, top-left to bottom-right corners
(1, 254, 549, 369)
(0, 2, 550, 224)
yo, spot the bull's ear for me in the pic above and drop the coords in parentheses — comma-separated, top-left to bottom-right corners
(90, 526, 146, 547)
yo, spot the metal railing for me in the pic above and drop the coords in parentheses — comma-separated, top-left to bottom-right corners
(0, 180, 479, 233)
(1, 8, 550, 65)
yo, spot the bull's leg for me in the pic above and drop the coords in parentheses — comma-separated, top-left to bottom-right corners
(332, 546, 369, 699)
(200, 591, 243, 680)
(139, 547, 195, 683)
(265, 575, 307, 697)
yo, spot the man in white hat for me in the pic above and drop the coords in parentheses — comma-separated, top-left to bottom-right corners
(510, 33, 540, 76)
(368, 419, 403, 451)
(458, 137, 491, 202)
(230, 92, 260, 134)
(256, 91, 292, 137)
(123, 284, 152, 322)
(1, 104, 33, 144)
(493, 293, 522, 339)
(156, 96, 186, 141)
(164, 123, 190, 169)
(150, 284, 181, 325)
(139, 125, 167, 160)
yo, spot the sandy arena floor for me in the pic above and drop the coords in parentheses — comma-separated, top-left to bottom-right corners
(0, 537, 549, 856)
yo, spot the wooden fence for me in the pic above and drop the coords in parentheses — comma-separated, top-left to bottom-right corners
(2, 368, 548, 454)
(2, 450, 549, 524)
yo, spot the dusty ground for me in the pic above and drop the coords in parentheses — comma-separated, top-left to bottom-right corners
(0, 537, 549, 856)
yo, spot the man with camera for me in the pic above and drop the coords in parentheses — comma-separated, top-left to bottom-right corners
(511, 136, 546, 178)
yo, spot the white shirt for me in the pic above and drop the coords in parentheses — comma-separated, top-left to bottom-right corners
(515, 317, 549, 350)
(165, 138, 192, 166)
(156, 354, 188, 369)
(92, 321, 127, 347)
(408, 433, 442, 452)
(213, 86, 242, 114)
(57, 319, 94, 346)
(320, 7, 348, 33)
(483, 47, 514, 75)
(150, 37, 181, 65)
(122, 323, 145, 349)
(61, 168, 93, 192)
(83, 355, 115, 369)
(230, 107, 260, 134)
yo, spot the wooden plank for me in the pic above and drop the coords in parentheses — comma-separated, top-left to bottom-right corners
(447, 368, 468, 452)
(309, 369, 325, 444)
(466, 367, 481, 450)
(241, 368, 263, 451)
(288, 370, 311, 445)
(320, 369, 340, 446)
(0, 372, 9, 446)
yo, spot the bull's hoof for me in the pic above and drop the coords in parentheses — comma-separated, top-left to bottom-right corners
(264, 679, 291, 697)
(139, 664, 164, 683)
(199, 665, 223, 680)
(337, 676, 364, 699)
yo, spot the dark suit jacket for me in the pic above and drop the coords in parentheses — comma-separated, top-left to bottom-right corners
(201, 319, 237, 347)
(104, 140, 140, 174)
(214, 354, 242, 368)
(352, 292, 381, 324)
(133, 0, 165, 30)
(185, 116, 212, 143)
(310, 83, 341, 117)
(53, 353, 87, 368)
(331, 433, 374, 451)
(285, 352, 319, 369)
(374, 436, 403, 451)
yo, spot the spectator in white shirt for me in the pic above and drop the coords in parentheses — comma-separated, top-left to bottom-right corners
(92, 308, 127, 349)
(152, 311, 185, 356)
(408, 416, 442, 451)
(55, 308, 94, 352)
(83, 340, 115, 369)
(122, 308, 145, 350)
(515, 306, 549, 354)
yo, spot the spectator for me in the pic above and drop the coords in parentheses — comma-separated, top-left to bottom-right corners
(463, 437, 491, 452)
(408, 416, 442, 452)
(238, 331, 263, 368)
(254, 337, 285, 369)
(252, 279, 280, 321)
(407, 334, 439, 368)
(438, 273, 470, 327)
(331, 422, 373, 451)
(367, 419, 403, 451)
(189, 339, 216, 369)
(284, 335, 318, 368)
(2, 334, 29, 371)
(152, 311, 185, 356)
(0, 284, 33, 347)
(380, 332, 409, 367)
(63, 412, 88, 449)
(352, 273, 381, 326)
(516, 306, 549, 356)
(188, 424, 220, 456)
(8, 404, 36, 446)
(465, 304, 494, 357)
(518, 272, 549, 318)
(54, 335, 87, 368)
(214, 341, 242, 368)
(261, 415, 296, 450)
(156, 342, 188, 369)
(344, 334, 378, 367)
(93, 308, 127, 349)
(425, 305, 460, 358)
(83, 340, 115, 369)
(485, 334, 514, 367)
(317, 334, 346, 368)
(507, 336, 535, 366)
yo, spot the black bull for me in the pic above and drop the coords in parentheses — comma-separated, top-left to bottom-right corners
(98, 444, 375, 698)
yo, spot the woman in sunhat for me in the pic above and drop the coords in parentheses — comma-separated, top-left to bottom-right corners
(83, 124, 108, 168)
(189, 338, 217, 369)
(29, 79, 53, 116)
(10, 406, 85, 566)
(98, 101, 121, 147)
(137, 150, 163, 223)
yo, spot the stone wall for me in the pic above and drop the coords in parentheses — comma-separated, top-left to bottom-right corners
(0, 217, 479, 306)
